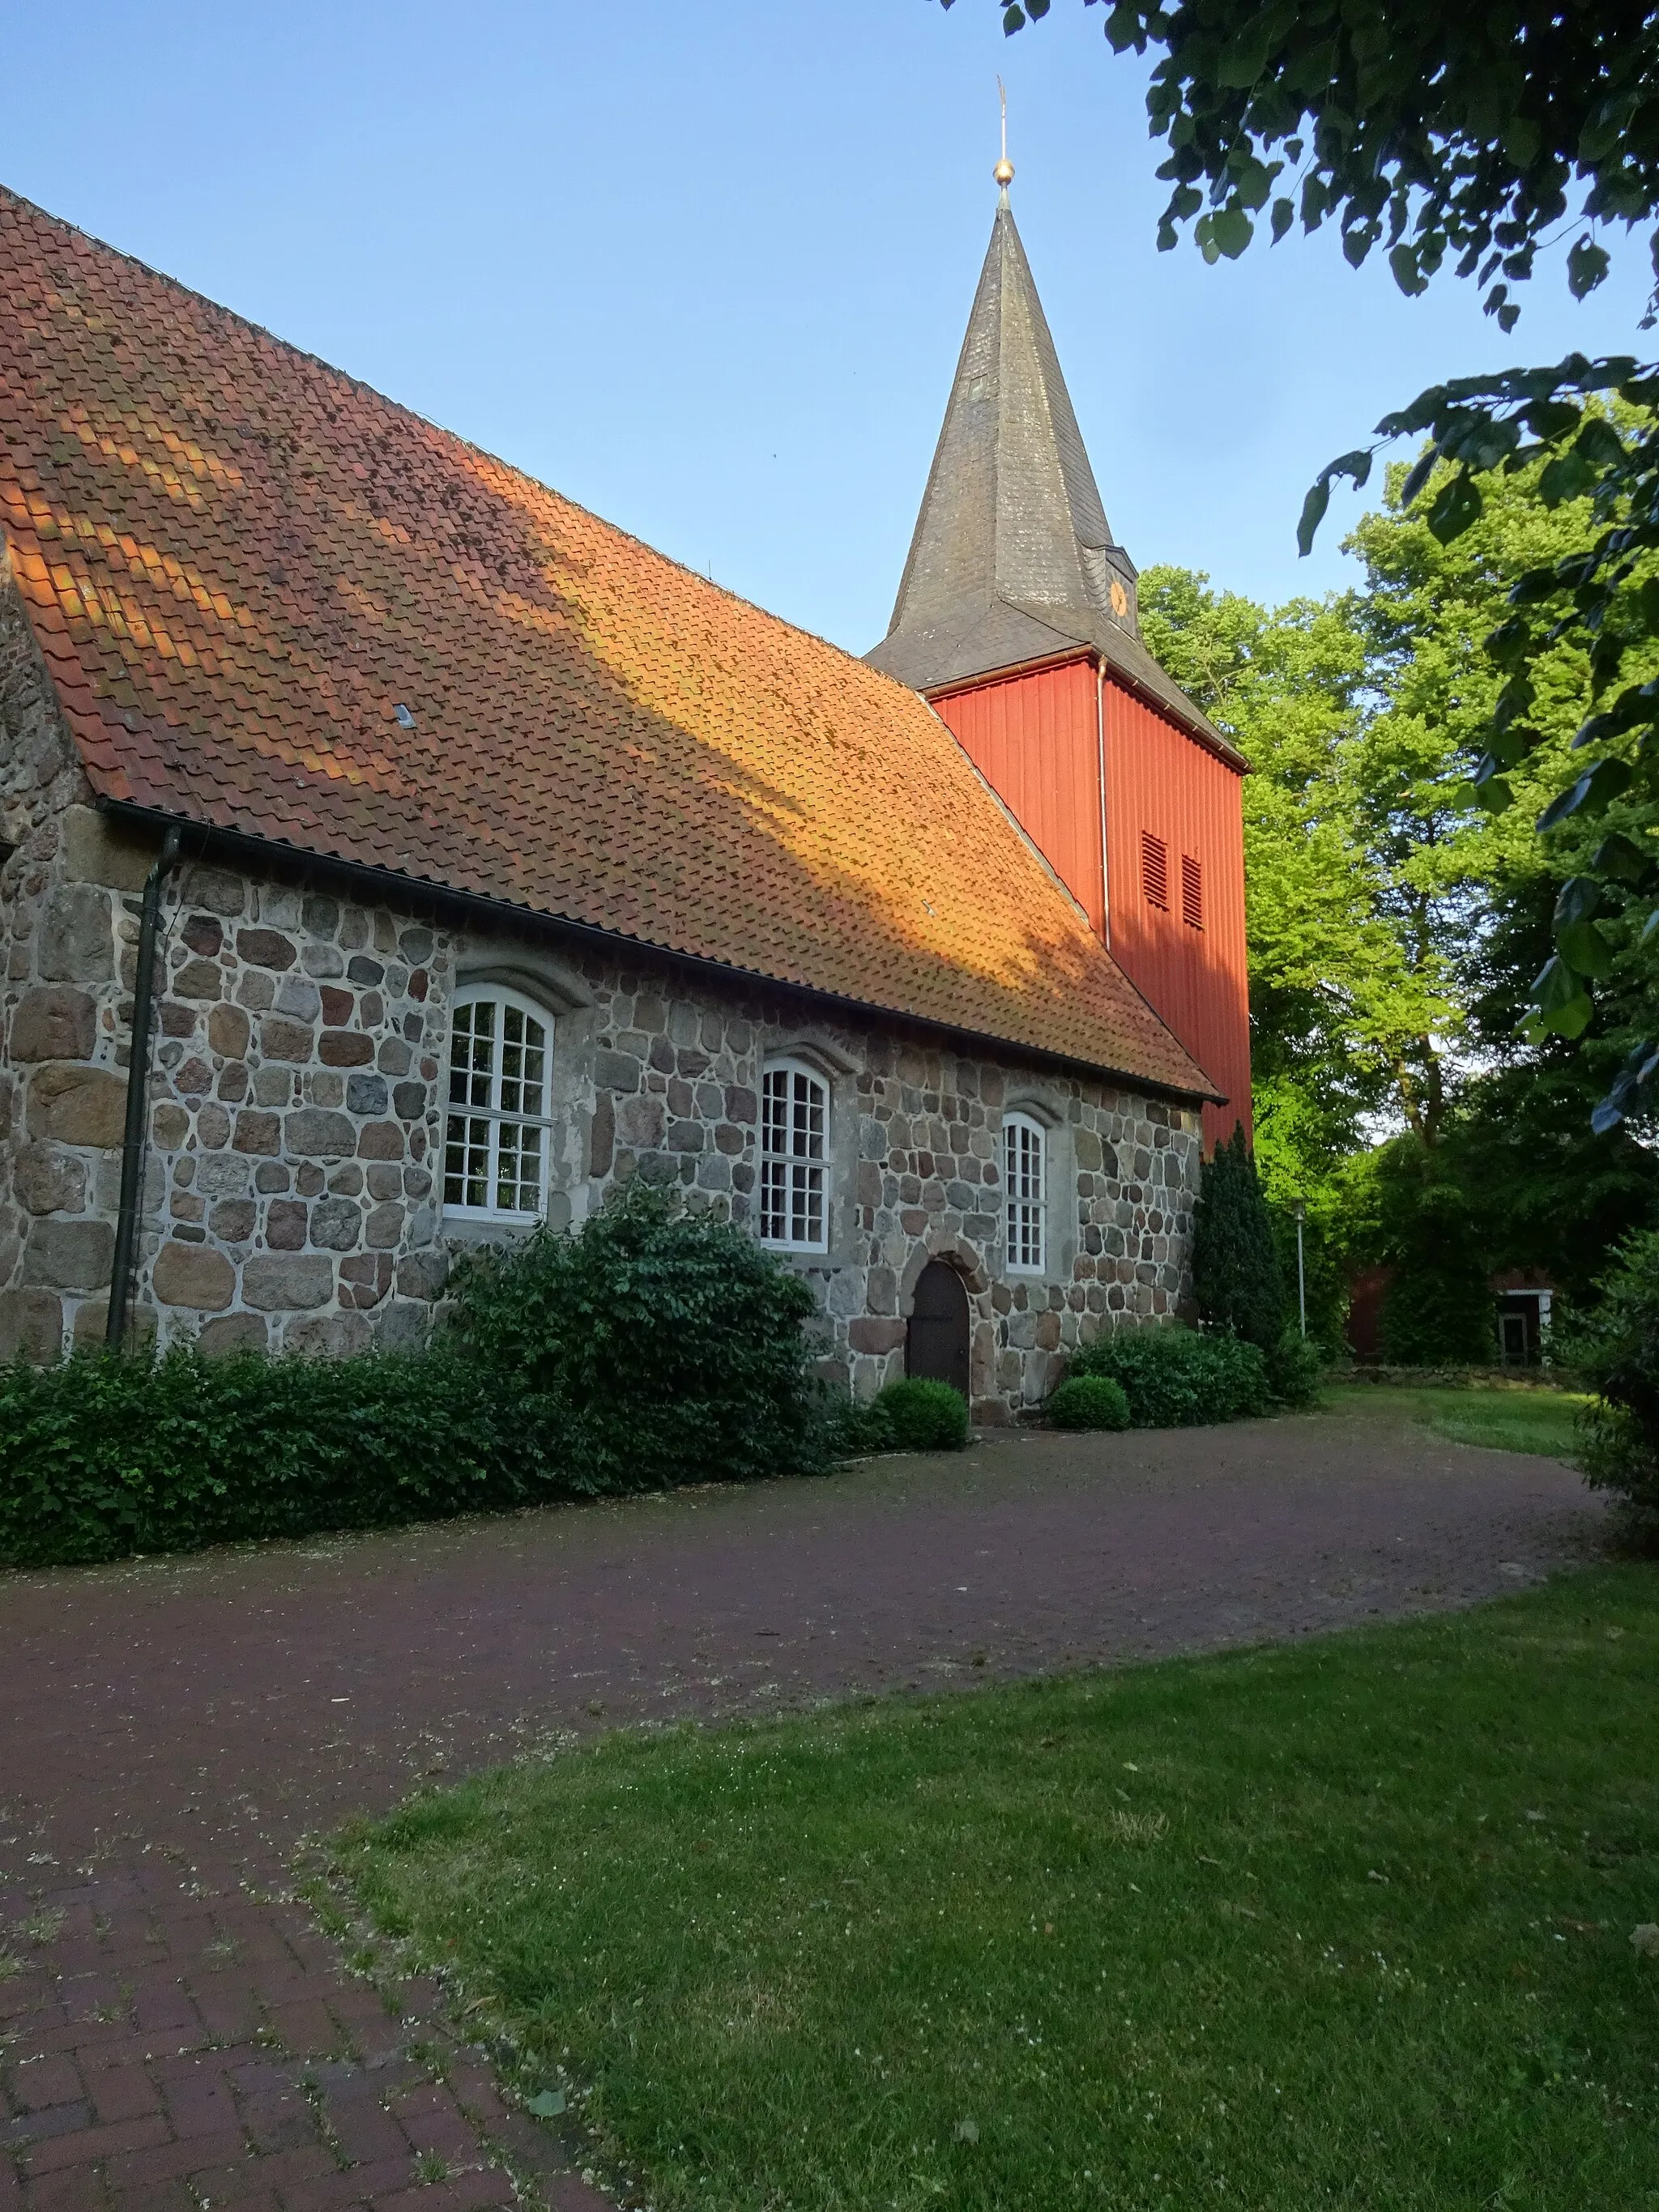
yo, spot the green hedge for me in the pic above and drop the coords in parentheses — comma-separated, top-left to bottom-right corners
(0, 1184, 828, 1571)
(0, 1345, 540, 1569)
(1069, 1324, 1274, 1427)
(1046, 1375, 1131, 1431)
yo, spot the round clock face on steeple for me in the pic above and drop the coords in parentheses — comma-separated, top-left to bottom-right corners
(1109, 578, 1128, 620)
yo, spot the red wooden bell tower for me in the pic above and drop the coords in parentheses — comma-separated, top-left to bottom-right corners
(866, 179, 1251, 1152)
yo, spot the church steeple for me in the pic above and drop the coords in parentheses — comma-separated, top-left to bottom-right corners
(865, 181, 1220, 750)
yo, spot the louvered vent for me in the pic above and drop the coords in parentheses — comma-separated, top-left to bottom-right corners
(1182, 853, 1203, 930)
(1141, 832, 1168, 910)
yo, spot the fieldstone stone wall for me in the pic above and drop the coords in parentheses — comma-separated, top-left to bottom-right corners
(129, 876, 453, 1355)
(541, 962, 1201, 1421)
(2, 573, 1201, 1401)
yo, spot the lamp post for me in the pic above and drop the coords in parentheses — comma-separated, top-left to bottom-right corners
(1291, 1198, 1307, 1339)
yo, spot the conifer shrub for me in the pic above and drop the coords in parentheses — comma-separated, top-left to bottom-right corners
(1265, 1329, 1326, 1409)
(1045, 1375, 1132, 1431)
(1192, 1123, 1286, 1350)
(1071, 1325, 1273, 1428)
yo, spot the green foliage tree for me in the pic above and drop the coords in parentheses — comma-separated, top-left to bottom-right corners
(1569, 1229, 1659, 1536)
(972, 0, 1659, 1129)
(1374, 1142, 1495, 1365)
(1148, 445, 1659, 1328)
(1192, 1123, 1285, 1347)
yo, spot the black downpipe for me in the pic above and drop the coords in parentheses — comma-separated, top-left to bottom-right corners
(106, 827, 181, 1350)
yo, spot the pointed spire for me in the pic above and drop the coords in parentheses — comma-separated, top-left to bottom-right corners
(866, 192, 1220, 748)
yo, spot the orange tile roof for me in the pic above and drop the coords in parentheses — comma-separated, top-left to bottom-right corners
(0, 189, 1215, 1099)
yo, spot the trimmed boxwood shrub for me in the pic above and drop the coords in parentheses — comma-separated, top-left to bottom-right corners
(0, 1183, 828, 1570)
(824, 1378, 970, 1456)
(873, 1378, 970, 1452)
(1045, 1375, 1131, 1431)
(1070, 1324, 1273, 1428)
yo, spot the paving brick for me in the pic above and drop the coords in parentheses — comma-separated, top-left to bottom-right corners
(11, 2060, 81, 2114)
(266, 2002, 349, 2061)
(83, 2066, 161, 2126)
(240, 2088, 320, 2158)
(4, 2104, 92, 2152)
(385, 2090, 474, 2170)
(317, 2092, 407, 2171)
(543, 2181, 616, 2212)
(160, 2064, 240, 2141)
(103, 2127, 248, 2194)
(278, 2158, 415, 2212)
(23, 2116, 173, 2177)
(128, 1981, 203, 2038)
(18, 2167, 110, 2212)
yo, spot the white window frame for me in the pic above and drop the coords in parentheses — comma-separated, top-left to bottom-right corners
(760, 1056, 830, 1253)
(442, 983, 555, 1225)
(1004, 1111, 1047, 1276)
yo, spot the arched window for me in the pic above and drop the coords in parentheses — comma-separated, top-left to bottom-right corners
(443, 985, 554, 1222)
(1004, 1112, 1046, 1274)
(761, 1058, 829, 1251)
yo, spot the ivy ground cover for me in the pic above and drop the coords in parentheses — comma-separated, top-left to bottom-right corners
(341, 1566, 1658, 2212)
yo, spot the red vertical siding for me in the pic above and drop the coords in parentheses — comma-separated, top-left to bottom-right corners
(929, 654, 1252, 1152)
(1100, 676, 1251, 1152)
(930, 657, 1105, 936)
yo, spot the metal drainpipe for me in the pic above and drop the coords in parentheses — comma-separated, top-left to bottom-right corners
(106, 826, 181, 1351)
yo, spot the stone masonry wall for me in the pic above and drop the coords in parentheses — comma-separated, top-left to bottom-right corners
(477, 951, 1201, 1421)
(2, 575, 1201, 1404)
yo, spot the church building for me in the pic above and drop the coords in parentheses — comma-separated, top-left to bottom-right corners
(0, 172, 1248, 1417)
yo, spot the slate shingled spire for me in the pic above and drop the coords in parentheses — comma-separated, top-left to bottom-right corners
(866, 194, 1229, 753)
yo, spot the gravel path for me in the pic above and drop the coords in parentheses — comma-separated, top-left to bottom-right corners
(0, 1410, 1605, 2210)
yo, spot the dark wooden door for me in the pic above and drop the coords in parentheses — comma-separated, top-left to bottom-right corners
(907, 1260, 970, 1400)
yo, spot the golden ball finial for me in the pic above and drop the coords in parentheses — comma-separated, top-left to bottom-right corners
(994, 156, 1014, 187)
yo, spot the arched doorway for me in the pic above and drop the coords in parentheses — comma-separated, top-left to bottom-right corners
(907, 1259, 970, 1400)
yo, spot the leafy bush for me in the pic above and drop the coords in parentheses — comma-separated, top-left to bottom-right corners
(0, 1183, 829, 1569)
(1565, 1230, 1659, 1539)
(1193, 1124, 1285, 1350)
(0, 1344, 541, 1570)
(821, 1394, 898, 1458)
(450, 1180, 823, 1494)
(1071, 1325, 1273, 1427)
(1265, 1329, 1326, 1409)
(870, 1379, 970, 1452)
(1045, 1375, 1131, 1431)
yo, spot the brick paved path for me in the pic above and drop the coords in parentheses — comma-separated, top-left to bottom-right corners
(0, 1412, 1604, 2210)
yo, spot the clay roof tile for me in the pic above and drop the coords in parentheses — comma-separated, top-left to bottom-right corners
(0, 185, 1216, 1098)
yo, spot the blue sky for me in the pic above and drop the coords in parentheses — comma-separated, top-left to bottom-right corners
(6, 0, 1653, 654)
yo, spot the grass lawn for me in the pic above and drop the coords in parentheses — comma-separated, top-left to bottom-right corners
(341, 1565, 1659, 2212)
(1322, 1382, 1589, 1460)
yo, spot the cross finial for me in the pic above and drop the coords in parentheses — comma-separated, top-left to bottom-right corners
(995, 77, 1013, 196)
